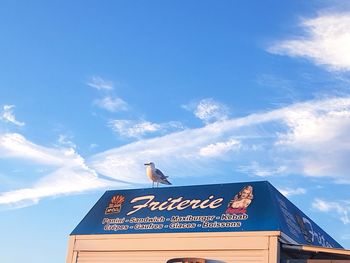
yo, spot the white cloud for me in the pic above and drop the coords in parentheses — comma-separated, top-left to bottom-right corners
(199, 139, 240, 157)
(0, 133, 67, 165)
(270, 12, 350, 71)
(109, 120, 161, 138)
(94, 96, 128, 112)
(89, 121, 240, 183)
(88, 76, 128, 112)
(184, 98, 229, 123)
(0, 133, 122, 207)
(109, 119, 183, 139)
(58, 134, 76, 148)
(313, 198, 350, 225)
(4, 96, 350, 207)
(90, 143, 99, 149)
(279, 187, 306, 197)
(92, 97, 350, 184)
(313, 199, 333, 212)
(238, 162, 287, 177)
(1, 105, 25, 126)
(276, 99, 350, 178)
(90, 121, 271, 183)
(342, 234, 350, 240)
(87, 76, 114, 90)
(277, 111, 350, 148)
(0, 167, 110, 206)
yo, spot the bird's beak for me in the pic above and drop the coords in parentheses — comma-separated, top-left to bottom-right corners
(144, 163, 149, 166)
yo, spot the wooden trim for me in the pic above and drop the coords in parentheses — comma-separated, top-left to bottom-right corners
(71, 251, 78, 263)
(73, 231, 281, 240)
(268, 236, 279, 263)
(65, 236, 77, 263)
(301, 245, 350, 256)
(72, 232, 281, 252)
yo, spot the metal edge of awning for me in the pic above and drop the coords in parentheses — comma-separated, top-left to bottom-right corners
(281, 243, 350, 257)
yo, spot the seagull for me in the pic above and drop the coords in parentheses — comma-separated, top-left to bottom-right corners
(144, 162, 172, 187)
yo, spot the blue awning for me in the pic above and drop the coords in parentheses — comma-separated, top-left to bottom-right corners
(71, 181, 342, 249)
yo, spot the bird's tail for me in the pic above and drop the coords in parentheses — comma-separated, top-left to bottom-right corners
(160, 178, 172, 185)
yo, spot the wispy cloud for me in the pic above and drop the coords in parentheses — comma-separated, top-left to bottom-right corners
(279, 187, 306, 197)
(87, 76, 114, 90)
(4, 97, 350, 207)
(1, 105, 25, 126)
(0, 167, 110, 207)
(91, 97, 350, 184)
(0, 133, 122, 207)
(269, 12, 350, 72)
(58, 134, 76, 148)
(108, 119, 183, 139)
(0, 133, 67, 165)
(341, 234, 350, 240)
(238, 162, 287, 177)
(199, 139, 240, 157)
(184, 98, 229, 124)
(255, 74, 298, 100)
(94, 96, 129, 112)
(276, 100, 350, 179)
(88, 76, 129, 113)
(90, 143, 99, 149)
(312, 198, 350, 224)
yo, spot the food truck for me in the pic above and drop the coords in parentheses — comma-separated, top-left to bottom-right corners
(66, 181, 350, 263)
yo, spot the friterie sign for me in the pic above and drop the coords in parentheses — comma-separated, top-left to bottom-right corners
(71, 181, 342, 249)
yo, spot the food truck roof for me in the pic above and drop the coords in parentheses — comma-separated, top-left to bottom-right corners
(71, 180, 343, 249)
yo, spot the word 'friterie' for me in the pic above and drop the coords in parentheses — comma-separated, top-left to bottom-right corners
(127, 195, 223, 215)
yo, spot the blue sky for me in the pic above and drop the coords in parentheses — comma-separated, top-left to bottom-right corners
(1, 0, 350, 262)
